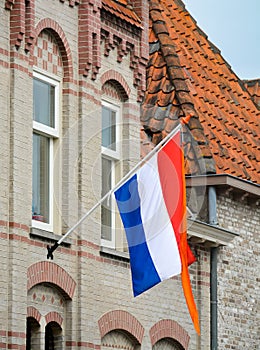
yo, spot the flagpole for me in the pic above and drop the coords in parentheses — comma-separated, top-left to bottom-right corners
(47, 114, 193, 259)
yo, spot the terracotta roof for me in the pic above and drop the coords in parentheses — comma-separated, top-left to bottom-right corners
(141, 0, 260, 184)
(244, 79, 260, 110)
(102, 0, 142, 28)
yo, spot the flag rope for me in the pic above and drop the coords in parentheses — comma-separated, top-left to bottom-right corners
(47, 115, 193, 259)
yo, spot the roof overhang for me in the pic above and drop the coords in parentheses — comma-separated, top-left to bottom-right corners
(187, 219, 239, 247)
(185, 174, 259, 247)
(185, 174, 260, 199)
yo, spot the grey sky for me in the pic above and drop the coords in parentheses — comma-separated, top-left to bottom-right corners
(183, 0, 260, 80)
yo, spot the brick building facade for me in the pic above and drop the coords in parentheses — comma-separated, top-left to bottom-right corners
(0, 0, 259, 349)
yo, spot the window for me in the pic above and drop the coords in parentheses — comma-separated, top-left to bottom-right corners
(32, 72, 59, 232)
(101, 101, 120, 248)
(153, 338, 185, 350)
(26, 318, 40, 350)
(45, 322, 62, 350)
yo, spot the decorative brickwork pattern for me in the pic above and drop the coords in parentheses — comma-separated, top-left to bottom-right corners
(102, 330, 137, 349)
(27, 306, 42, 324)
(27, 262, 76, 299)
(6, 0, 79, 52)
(77, 0, 148, 99)
(5, 0, 35, 51)
(8, 0, 26, 48)
(102, 81, 123, 101)
(98, 310, 144, 344)
(79, 0, 102, 79)
(150, 320, 190, 349)
(25, 0, 35, 51)
(100, 69, 130, 100)
(45, 311, 63, 327)
(33, 30, 63, 77)
(33, 18, 73, 82)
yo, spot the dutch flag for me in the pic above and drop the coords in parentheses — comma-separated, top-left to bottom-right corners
(115, 128, 192, 297)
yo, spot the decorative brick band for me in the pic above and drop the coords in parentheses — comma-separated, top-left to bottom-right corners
(27, 261, 76, 300)
(65, 341, 101, 349)
(45, 311, 63, 327)
(0, 220, 29, 232)
(32, 18, 73, 82)
(98, 310, 144, 345)
(100, 69, 131, 99)
(149, 319, 190, 349)
(7, 331, 26, 339)
(27, 306, 41, 324)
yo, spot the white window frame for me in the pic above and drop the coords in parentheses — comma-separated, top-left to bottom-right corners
(32, 71, 60, 232)
(101, 100, 121, 248)
(101, 100, 120, 159)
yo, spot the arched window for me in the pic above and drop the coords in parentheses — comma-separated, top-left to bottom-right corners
(150, 319, 190, 350)
(32, 29, 63, 235)
(101, 79, 128, 250)
(101, 329, 140, 350)
(26, 317, 40, 350)
(45, 322, 62, 350)
(98, 310, 144, 349)
(153, 337, 184, 350)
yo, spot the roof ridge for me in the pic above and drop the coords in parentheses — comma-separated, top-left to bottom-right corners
(244, 78, 260, 84)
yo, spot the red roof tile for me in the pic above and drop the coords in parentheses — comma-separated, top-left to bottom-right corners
(141, 0, 260, 183)
(102, 0, 142, 28)
(244, 79, 260, 110)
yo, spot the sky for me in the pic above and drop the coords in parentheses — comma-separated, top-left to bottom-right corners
(183, 0, 260, 80)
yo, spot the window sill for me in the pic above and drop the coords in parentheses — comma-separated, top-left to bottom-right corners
(100, 246, 129, 262)
(30, 227, 72, 246)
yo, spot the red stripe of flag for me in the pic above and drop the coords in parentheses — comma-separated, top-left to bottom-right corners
(157, 130, 200, 335)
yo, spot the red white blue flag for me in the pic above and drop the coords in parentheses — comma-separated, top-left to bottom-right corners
(114, 126, 200, 335)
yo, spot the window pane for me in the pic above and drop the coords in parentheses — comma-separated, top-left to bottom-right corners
(33, 78, 55, 128)
(101, 157, 112, 241)
(102, 106, 116, 151)
(32, 133, 50, 223)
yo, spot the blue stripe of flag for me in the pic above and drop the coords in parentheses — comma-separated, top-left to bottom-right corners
(114, 174, 161, 296)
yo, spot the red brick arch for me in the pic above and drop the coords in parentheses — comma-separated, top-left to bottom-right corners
(27, 306, 42, 324)
(27, 261, 76, 300)
(150, 319, 190, 349)
(100, 70, 131, 99)
(98, 310, 144, 345)
(45, 311, 63, 327)
(32, 18, 73, 82)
